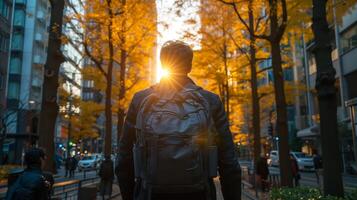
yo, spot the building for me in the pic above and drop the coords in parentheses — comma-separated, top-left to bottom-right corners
(0, 0, 13, 126)
(4, 0, 50, 163)
(297, 3, 357, 172)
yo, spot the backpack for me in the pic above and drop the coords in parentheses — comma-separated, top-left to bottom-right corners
(133, 83, 218, 195)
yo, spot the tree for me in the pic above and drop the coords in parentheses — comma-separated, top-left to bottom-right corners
(38, 0, 65, 173)
(220, 0, 293, 186)
(311, 0, 343, 196)
(65, 0, 157, 156)
(113, 0, 157, 146)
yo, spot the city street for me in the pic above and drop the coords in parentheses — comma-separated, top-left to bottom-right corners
(240, 160, 357, 192)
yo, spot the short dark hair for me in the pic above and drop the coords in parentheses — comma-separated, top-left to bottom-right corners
(160, 41, 193, 74)
(25, 148, 45, 166)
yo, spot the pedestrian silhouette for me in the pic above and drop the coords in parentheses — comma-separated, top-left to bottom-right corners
(116, 40, 241, 200)
(5, 148, 53, 200)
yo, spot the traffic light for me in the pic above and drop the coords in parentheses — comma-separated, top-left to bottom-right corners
(268, 123, 273, 136)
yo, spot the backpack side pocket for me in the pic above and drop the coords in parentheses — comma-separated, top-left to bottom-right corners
(133, 144, 142, 178)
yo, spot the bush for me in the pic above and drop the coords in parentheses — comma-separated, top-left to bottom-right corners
(270, 187, 344, 200)
(345, 189, 357, 200)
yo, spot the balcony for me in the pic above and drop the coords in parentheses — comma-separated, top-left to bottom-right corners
(35, 33, 43, 42)
(15, 0, 26, 5)
(36, 11, 45, 21)
(31, 77, 42, 88)
(33, 55, 45, 65)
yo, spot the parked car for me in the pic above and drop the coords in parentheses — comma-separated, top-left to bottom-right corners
(268, 150, 279, 167)
(268, 151, 314, 171)
(78, 155, 99, 171)
(291, 152, 314, 171)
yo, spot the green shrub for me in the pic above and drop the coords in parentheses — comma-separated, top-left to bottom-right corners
(270, 187, 345, 200)
(345, 189, 357, 200)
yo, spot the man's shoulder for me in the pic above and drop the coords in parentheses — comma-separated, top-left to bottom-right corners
(133, 86, 155, 100)
(198, 88, 221, 102)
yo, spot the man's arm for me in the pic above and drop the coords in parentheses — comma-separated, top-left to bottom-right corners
(211, 95, 241, 200)
(116, 94, 139, 200)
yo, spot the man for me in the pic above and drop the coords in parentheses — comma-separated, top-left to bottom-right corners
(116, 41, 241, 200)
(290, 155, 300, 187)
(99, 156, 114, 199)
(64, 157, 71, 177)
(313, 151, 323, 188)
(69, 156, 77, 178)
(6, 148, 53, 200)
(256, 155, 270, 192)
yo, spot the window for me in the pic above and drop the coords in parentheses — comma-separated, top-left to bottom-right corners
(9, 57, 22, 74)
(0, 0, 11, 20)
(341, 24, 357, 53)
(11, 32, 23, 50)
(14, 9, 25, 27)
(0, 34, 9, 52)
(7, 82, 20, 100)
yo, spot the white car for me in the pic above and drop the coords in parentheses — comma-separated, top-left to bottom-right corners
(268, 151, 315, 171)
(291, 152, 314, 171)
(78, 155, 99, 171)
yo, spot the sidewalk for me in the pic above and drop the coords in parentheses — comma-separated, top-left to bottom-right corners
(110, 178, 261, 200)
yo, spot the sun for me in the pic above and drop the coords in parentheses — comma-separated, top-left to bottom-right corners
(157, 65, 170, 81)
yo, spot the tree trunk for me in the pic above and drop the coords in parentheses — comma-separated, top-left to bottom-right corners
(223, 42, 230, 118)
(104, 0, 114, 157)
(248, 1, 261, 166)
(117, 48, 126, 146)
(312, 0, 344, 196)
(38, 0, 65, 173)
(268, 0, 292, 187)
(117, 0, 127, 147)
(271, 41, 292, 187)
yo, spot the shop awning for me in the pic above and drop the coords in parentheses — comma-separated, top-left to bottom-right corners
(297, 125, 319, 138)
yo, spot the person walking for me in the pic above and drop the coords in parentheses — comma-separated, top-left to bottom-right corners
(5, 148, 54, 200)
(256, 156, 270, 192)
(64, 157, 71, 177)
(290, 155, 300, 187)
(99, 156, 114, 200)
(115, 41, 241, 200)
(313, 151, 323, 189)
(69, 156, 77, 178)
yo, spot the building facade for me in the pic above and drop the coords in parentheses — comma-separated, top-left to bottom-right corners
(297, 4, 357, 172)
(0, 0, 13, 126)
(5, 0, 50, 163)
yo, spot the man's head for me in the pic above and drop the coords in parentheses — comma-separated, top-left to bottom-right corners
(160, 40, 193, 75)
(24, 148, 46, 169)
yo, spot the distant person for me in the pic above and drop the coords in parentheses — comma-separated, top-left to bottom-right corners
(116, 41, 241, 200)
(99, 156, 114, 200)
(6, 148, 53, 200)
(64, 157, 71, 177)
(313, 151, 323, 187)
(256, 156, 270, 192)
(69, 156, 77, 178)
(290, 155, 300, 187)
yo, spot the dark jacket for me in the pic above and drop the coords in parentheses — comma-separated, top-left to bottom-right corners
(115, 77, 241, 200)
(256, 157, 269, 180)
(99, 159, 114, 181)
(6, 167, 52, 200)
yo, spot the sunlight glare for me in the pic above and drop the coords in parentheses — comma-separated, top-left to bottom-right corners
(157, 65, 170, 80)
